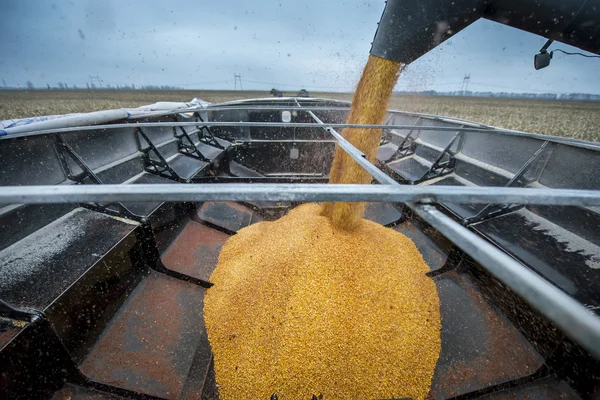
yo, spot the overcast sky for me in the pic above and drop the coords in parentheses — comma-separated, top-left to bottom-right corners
(1, 0, 599, 94)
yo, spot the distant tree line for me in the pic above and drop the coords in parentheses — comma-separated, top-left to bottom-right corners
(4, 81, 182, 91)
(5, 80, 600, 101)
(395, 90, 600, 101)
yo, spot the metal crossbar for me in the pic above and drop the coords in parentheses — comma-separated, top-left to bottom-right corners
(1, 121, 489, 136)
(1, 184, 600, 206)
(0, 121, 543, 135)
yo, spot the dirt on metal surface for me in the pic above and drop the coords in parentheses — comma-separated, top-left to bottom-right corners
(431, 271, 544, 398)
(161, 220, 229, 281)
(52, 384, 127, 399)
(362, 203, 403, 226)
(477, 377, 582, 399)
(395, 220, 449, 272)
(79, 272, 207, 400)
(196, 202, 255, 233)
(0, 208, 137, 310)
(0, 318, 25, 348)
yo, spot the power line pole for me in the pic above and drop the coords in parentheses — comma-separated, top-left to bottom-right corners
(234, 73, 243, 90)
(89, 75, 103, 88)
(460, 74, 471, 96)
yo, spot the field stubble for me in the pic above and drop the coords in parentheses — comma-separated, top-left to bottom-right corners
(1, 90, 599, 141)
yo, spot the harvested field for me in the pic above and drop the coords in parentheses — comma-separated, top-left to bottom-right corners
(1, 90, 599, 142)
(390, 96, 600, 142)
(0, 90, 265, 120)
(317, 92, 600, 142)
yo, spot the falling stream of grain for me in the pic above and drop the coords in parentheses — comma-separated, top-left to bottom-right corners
(321, 54, 402, 230)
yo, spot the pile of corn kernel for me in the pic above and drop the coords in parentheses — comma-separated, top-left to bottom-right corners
(204, 204, 441, 399)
